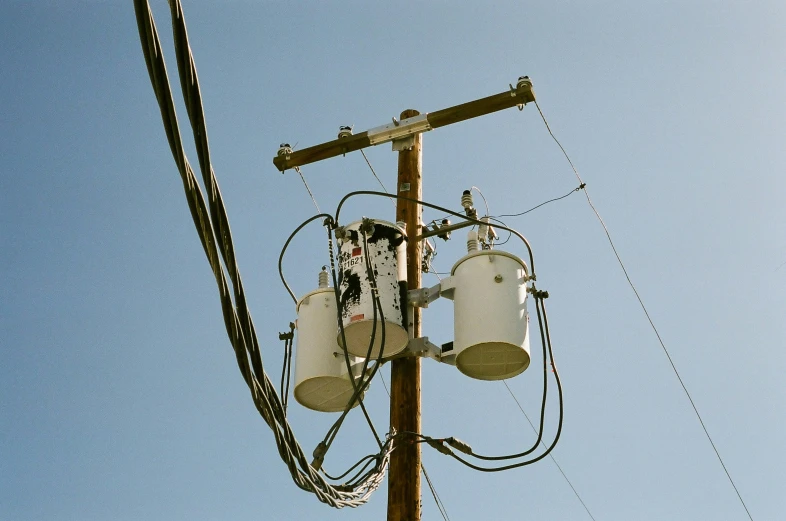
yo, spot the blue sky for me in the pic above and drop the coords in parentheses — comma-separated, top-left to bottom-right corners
(2, 1, 784, 520)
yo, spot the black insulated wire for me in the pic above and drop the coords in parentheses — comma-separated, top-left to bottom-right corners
(334, 191, 536, 275)
(134, 0, 392, 507)
(437, 296, 564, 472)
(322, 227, 384, 451)
(494, 185, 583, 218)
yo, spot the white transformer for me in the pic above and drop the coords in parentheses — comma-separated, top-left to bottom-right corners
(336, 219, 408, 360)
(449, 249, 531, 380)
(294, 272, 363, 413)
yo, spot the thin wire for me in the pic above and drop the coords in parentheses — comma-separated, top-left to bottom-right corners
(535, 99, 755, 521)
(471, 186, 490, 216)
(502, 381, 597, 521)
(423, 465, 451, 521)
(380, 374, 449, 521)
(495, 185, 582, 218)
(360, 150, 395, 208)
(294, 165, 321, 213)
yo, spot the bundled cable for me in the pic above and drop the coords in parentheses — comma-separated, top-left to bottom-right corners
(133, 0, 392, 507)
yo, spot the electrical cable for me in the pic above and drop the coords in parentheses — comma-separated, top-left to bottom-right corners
(279, 324, 295, 415)
(334, 191, 536, 276)
(461, 290, 549, 461)
(284, 335, 293, 412)
(338, 191, 565, 466)
(494, 184, 583, 218)
(487, 217, 513, 246)
(278, 213, 334, 304)
(502, 380, 597, 521)
(423, 464, 451, 521)
(534, 99, 755, 521)
(294, 165, 321, 213)
(323, 227, 385, 451)
(360, 149, 395, 208)
(133, 0, 391, 507)
(431, 295, 564, 472)
(322, 454, 378, 481)
(379, 374, 451, 521)
(470, 185, 490, 217)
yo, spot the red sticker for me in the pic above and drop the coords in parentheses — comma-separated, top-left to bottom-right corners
(350, 314, 365, 322)
(352, 247, 362, 257)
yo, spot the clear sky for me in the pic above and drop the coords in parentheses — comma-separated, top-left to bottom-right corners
(2, 1, 784, 520)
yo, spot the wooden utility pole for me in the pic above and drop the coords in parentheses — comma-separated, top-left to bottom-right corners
(388, 109, 423, 521)
(272, 77, 536, 520)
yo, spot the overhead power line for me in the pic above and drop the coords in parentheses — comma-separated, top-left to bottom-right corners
(502, 381, 597, 521)
(294, 165, 321, 212)
(533, 100, 755, 521)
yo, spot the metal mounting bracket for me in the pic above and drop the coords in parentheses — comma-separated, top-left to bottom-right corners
(384, 336, 456, 366)
(368, 113, 432, 151)
(407, 277, 455, 308)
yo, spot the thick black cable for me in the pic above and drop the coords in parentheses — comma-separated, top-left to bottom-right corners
(322, 454, 378, 481)
(278, 213, 335, 304)
(280, 337, 289, 414)
(535, 100, 754, 521)
(462, 295, 548, 460)
(134, 0, 391, 507)
(284, 336, 293, 412)
(324, 229, 387, 448)
(322, 227, 384, 450)
(334, 190, 567, 463)
(432, 296, 564, 472)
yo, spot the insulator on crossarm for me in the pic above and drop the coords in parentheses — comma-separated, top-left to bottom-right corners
(467, 230, 479, 253)
(461, 190, 474, 213)
(318, 266, 329, 288)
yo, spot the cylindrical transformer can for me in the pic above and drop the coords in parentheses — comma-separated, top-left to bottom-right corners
(450, 250, 530, 380)
(294, 287, 363, 412)
(336, 219, 408, 359)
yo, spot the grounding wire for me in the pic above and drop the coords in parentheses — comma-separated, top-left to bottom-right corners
(534, 99, 755, 521)
(423, 464, 452, 521)
(502, 380, 597, 521)
(134, 0, 391, 507)
(378, 373, 451, 521)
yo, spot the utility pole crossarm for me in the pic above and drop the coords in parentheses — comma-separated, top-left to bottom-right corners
(272, 78, 535, 172)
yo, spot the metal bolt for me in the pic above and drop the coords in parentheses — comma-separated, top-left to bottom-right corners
(494, 274, 503, 283)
